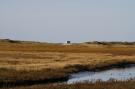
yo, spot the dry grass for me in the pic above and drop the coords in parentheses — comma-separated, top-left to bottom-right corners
(0, 40, 135, 88)
(0, 51, 135, 71)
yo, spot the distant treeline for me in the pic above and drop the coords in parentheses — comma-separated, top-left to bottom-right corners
(0, 39, 46, 44)
(0, 39, 21, 43)
(85, 41, 135, 45)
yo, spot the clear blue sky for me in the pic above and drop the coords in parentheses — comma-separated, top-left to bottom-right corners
(0, 0, 135, 42)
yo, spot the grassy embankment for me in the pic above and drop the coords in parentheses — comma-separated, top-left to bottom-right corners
(0, 39, 135, 88)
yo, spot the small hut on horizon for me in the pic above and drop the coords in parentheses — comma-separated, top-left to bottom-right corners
(62, 41, 71, 45)
(66, 41, 71, 44)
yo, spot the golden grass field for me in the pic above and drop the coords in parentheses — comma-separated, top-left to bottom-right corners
(0, 39, 135, 89)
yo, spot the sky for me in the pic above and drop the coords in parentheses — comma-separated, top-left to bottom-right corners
(0, 0, 135, 43)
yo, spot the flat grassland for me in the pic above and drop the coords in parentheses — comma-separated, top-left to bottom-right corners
(0, 39, 135, 88)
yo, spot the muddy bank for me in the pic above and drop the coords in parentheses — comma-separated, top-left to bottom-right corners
(66, 61, 135, 72)
(0, 77, 68, 88)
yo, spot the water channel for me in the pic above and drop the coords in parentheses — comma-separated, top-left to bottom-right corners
(67, 65, 135, 84)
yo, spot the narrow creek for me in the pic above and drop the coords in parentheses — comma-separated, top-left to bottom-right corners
(67, 64, 135, 84)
